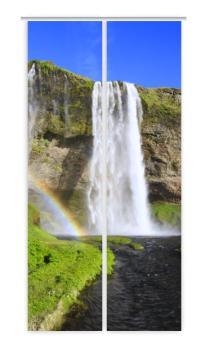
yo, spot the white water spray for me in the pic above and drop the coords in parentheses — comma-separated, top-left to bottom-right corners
(88, 81, 153, 235)
(87, 82, 104, 234)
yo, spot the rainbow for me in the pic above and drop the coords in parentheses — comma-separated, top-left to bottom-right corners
(28, 172, 88, 237)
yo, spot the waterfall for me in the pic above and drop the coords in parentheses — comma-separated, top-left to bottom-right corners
(64, 75, 70, 136)
(87, 82, 104, 234)
(28, 63, 38, 151)
(88, 81, 153, 235)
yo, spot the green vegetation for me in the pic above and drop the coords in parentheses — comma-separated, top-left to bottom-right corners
(83, 235, 141, 247)
(47, 113, 65, 136)
(151, 202, 181, 228)
(107, 236, 144, 252)
(28, 202, 40, 226)
(107, 236, 132, 245)
(28, 60, 94, 138)
(28, 203, 146, 329)
(29, 60, 93, 82)
(78, 236, 114, 275)
(107, 248, 115, 275)
(139, 87, 181, 128)
(130, 242, 144, 251)
(80, 236, 144, 274)
(28, 203, 102, 330)
(32, 137, 50, 155)
(79, 236, 102, 243)
(106, 236, 144, 275)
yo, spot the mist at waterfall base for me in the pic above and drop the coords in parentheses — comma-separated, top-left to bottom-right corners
(88, 81, 179, 237)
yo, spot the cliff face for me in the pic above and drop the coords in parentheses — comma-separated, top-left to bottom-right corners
(139, 87, 181, 202)
(28, 60, 93, 138)
(29, 61, 181, 226)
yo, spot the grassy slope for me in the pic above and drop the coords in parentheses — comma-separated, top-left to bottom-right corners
(28, 60, 93, 83)
(28, 202, 178, 329)
(79, 236, 115, 275)
(28, 203, 102, 330)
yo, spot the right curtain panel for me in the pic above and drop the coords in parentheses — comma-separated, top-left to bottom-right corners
(106, 21, 181, 331)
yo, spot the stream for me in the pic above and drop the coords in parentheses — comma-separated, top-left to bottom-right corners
(61, 277, 102, 331)
(61, 236, 181, 331)
(107, 236, 181, 331)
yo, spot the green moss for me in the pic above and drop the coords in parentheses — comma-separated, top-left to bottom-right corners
(68, 119, 92, 135)
(107, 236, 144, 253)
(151, 201, 181, 228)
(32, 137, 49, 155)
(129, 242, 144, 251)
(29, 60, 92, 82)
(139, 87, 181, 128)
(28, 203, 102, 330)
(107, 236, 132, 245)
(28, 60, 94, 137)
(47, 113, 65, 136)
(28, 203, 40, 226)
(107, 248, 115, 275)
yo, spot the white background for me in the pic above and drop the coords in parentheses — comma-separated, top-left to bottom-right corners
(0, 0, 206, 348)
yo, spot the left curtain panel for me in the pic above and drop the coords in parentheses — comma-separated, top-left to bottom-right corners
(28, 21, 102, 331)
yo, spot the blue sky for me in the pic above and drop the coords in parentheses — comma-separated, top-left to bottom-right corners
(28, 21, 102, 81)
(108, 21, 181, 88)
(28, 21, 181, 87)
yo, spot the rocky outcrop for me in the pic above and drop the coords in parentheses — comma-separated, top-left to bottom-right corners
(139, 87, 181, 202)
(29, 61, 181, 227)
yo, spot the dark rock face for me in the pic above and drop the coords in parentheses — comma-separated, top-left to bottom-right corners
(28, 61, 181, 227)
(58, 135, 92, 197)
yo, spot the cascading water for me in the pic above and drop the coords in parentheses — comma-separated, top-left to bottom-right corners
(88, 81, 153, 235)
(87, 82, 104, 234)
(64, 75, 70, 136)
(28, 63, 38, 151)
